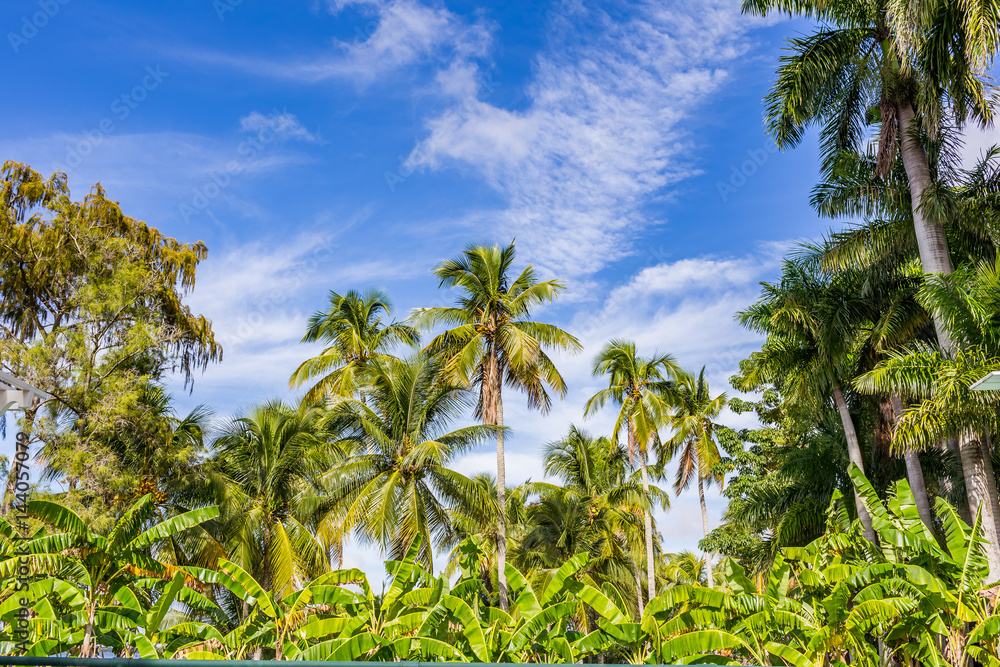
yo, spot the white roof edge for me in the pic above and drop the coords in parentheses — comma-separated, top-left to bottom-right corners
(0, 370, 50, 399)
(970, 370, 1000, 391)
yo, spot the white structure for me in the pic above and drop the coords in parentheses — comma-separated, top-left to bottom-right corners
(0, 370, 48, 416)
(971, 371, 1000, 391)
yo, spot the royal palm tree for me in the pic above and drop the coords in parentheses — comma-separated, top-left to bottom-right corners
(856, 259, 1000, 578)
(661, 368, 728, 588)
(747, 0, 1000, 555)
(745, 0, 998, 298)
(584, 340, 679, 603)
(411, 241, 581, 610)
(737, 260, 879, 543)
(289, 288, 418, 405)
(321, 355, 496, 570)
(208, 401, 337, 601)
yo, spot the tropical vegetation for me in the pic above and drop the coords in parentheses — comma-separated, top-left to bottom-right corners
(2, 0, 1000, 661)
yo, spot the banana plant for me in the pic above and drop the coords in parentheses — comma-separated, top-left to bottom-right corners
(0, 495, 219, 658)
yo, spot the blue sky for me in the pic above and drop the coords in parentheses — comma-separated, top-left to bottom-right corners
(4, 0, 996, 579)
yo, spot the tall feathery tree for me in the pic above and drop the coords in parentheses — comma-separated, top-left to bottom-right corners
(0, 162, 221, 519)
(289, 288, 418, 405)
(585, 340, 679, 605)
(745, 0, 1000, 557)
(320, 355, 496, 570)
(661, 368, 728, 588)
(412, 241, 581, 610)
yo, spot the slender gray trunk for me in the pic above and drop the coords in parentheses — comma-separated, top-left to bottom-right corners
(890, 396, 935, 532)
(833, 385, 877, 543)
(637, 440, 656, 602)
(981, 433, 1000, 559)
(898, 102, 1000, 576)
(698, 476, 714, 588)
(958, 431, 1000, 580)
(495, 381, 508, 612)
(896, 104, 954, 285)
(630, 551, 644, 618)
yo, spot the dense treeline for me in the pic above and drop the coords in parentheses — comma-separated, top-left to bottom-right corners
(3, 0, 1000, 662)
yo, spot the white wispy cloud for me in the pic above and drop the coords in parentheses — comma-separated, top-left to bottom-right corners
(175, 228, 428, 416)
(407, 0, 758, 279)
(170, 0, 492, 85)
(239, 111, 318, 142)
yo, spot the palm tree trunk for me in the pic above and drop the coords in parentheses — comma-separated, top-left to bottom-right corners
(897, 99, 961, 518)
(486, 347, 509, 612)
(629, 551, 644, 618)
(637, 445, 656, 601)
(959, 430, 1000, 579)
(898, 102, 1000, 575)
(698, 476, 714, 588)
(981, 433, 1000, 559)
(832, 385, 877, 543)
(890, 396, 935, 532)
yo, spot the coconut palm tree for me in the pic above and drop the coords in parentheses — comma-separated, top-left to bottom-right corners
(321, 354, 497, 570)
(411, 241, 581, 610)
(289, 288, 419, 405)
(524, 425, 668, 617)
(208, 401, 337, 601)
(441, 473, 529, 591)
(661, 368, 728, 588)
(584, 340, 679, 603)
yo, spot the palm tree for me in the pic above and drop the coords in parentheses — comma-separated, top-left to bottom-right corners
(737, 259, 879, 543)
(661, 368, 728, 588)
(856, 259, 1000, 578)
(441, 473, 529, 590)
(411, 241, 581, 610)
(289, 288, 418, 405)
(661, 550, 708, 587)
(745, 0, 998, 300)
(524, 425, 667, 617)
(321, 354, 496, 570)
(208, 401, 337, 601)
(584, 340, 679, 603)
(747, 0, 1000, 554)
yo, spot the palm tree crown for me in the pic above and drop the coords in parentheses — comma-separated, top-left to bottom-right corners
(289, 288, 418, 404)
(412, 240, 581, 610)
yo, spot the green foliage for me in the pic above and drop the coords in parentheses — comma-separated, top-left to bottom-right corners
(0, 162, 220, 518)
(5, 473, 998, 664)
